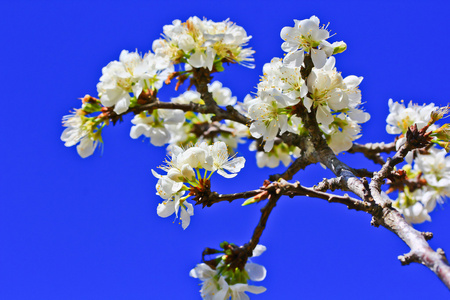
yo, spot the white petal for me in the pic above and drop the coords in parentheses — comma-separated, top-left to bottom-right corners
(311, 49, 327, 69)
(263, 139, 275, 152)
(245, 263, 267, 281)
(188, 51, 206, 68)
(223, 157, 246, 173)
(283, 51, 304, 68)
(157, 201, 175, 218)
(252, 245, 266, 257)
(149, 127, 171, 146)
(316, 105, 334, 126)
(205, 48, 216, 71)
(180, 206, 191, 229)
(130, 123, 150, 139)
(76, 138, 96, 158)
(113, 96, 131, 114)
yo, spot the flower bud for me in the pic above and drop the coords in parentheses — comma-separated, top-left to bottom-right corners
(332, 41, 347, 54)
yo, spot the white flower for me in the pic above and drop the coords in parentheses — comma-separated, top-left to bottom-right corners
(277, 64, 308, 102)
(386, 99, 436, 134)
(190, 244, 267, 299)
(61, 111, 100, 158)
(250, 141, 292, 168)
(97, 50, 173, 114)
(248, 90, 295, 152)
(152, 170, 184, 200)
(188, 48, 216, 71)
(61, 112, 86, 147)
(208, 81, 237, 106)
(321, 114, 362, 154)
(76, 136, 99, 159)
(257, 58, 283, 94)
(392, 189, 431, 224)
(182, 144, 214, 170)
(156, 192, 194, 230)
(413, 147, 450, 208)
(305, 58, 343, 124)
(171, 90, 203, 104)
(189, 264, 222, 299)
(158, 17, 254, 69)
(130, 110, 185, 146)
(415, 148, 450, 188)
(209, 141, 246, 178)
(399, 199, 431, 224)
(280, 16, 330, 68)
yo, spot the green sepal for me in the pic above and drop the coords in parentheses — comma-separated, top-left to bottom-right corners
(214, 61, 225, 72)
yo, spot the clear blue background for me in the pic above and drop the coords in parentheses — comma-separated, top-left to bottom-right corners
(2, 0, 450, 299)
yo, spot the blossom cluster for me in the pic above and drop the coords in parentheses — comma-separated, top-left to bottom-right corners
(129, 81, 249, 149)
(97, 50, 173, 114)
(190, 244, 267, 299)
(152, 141, 245, 229)
(385, 99, 450, 223)
(61, 97, 105, 158)
(154, 16, 255, 70)
(245, 15, 369, 160)
(390, 148, 450, 223)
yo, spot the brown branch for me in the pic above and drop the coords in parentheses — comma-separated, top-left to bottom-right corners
(192, 67, 251, 125)
(370, 124, 433, 207)
(197, 190, 263, 207)
(244, 193, 280, 257)
(297, 103, 370, 201)
(362, 125, 450, 289)
(314, 177, 347, 192)
(348, 142, 396, 165)
(270, 152, 318, 181)
(292, 83, 450, 289)
(265, 180, 372, 212)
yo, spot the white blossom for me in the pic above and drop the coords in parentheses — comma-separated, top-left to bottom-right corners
(257, 58, 283, 94)
(171, 90, 203, 104)
(250, 141, 292, 168)
(413, 148, 450, 207)
(209, 141, 246, 178)
(61, 111, 100, 158)
(208, 81, 237, 106)
(189, 264, 222, 299)
(248, 90, 296, 152)
(280, 16, 330, 68)
(156, 17, 254, 69)
(321, 114, 362, 154)
(190, 244, 267, 299)
(386, 99, 436, 135)
(130, 110, 185, 146)
(395, 191, 431, 224)
(156, 191, 194, 230)
(305, 56, 363, 126)
(97, 50, 173, 114)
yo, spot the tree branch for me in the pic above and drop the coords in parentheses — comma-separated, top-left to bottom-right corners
(294, 86, 450, 289)
(348, 142, 396, 165)
(360, 125, 450, 289)
(244, 193, 280, 256)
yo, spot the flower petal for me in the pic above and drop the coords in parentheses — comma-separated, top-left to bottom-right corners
(245, 263, 267, 281)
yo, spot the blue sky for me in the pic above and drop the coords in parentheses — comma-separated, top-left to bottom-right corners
(2, 0, 450, 299)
